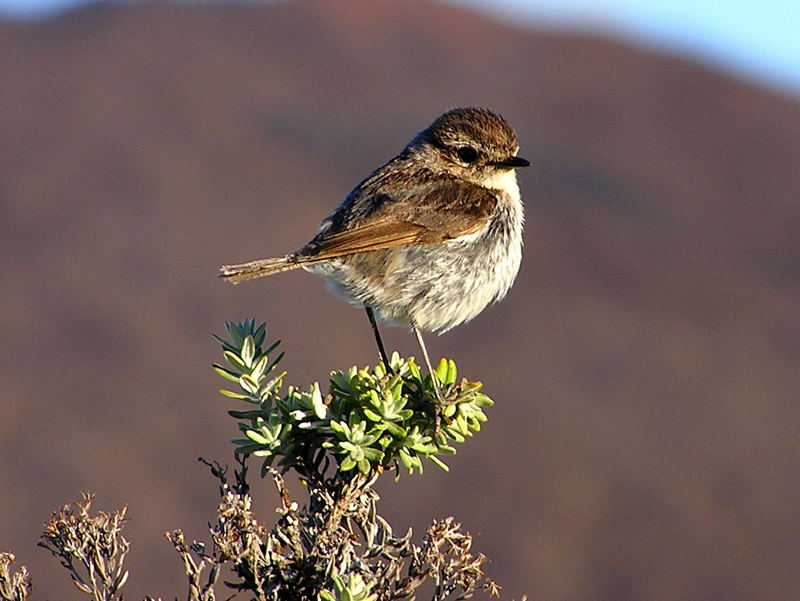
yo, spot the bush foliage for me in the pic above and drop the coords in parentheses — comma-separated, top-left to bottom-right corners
(1, 320, 523, 601)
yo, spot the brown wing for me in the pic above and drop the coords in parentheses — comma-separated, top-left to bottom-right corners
(296, 178, 497, 262)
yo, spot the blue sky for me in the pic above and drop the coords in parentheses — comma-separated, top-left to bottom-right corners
(458, 0, 800, 97)
(1, 0, 799, 98)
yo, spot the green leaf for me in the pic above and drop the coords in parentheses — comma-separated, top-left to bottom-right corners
(428, 455, 450, 471)
(266, 351, 285, 374)
(443, 427, 465, 443)
(239, 374, 259, 395)
(227, 409, 265, 419)
(233, 442, 271, 455)
(259, 373, 286, 401)
(309, 382, 328, 419)
(212, 364, 240, 382)
(226, 321, 242, 344)
(361, 447, 384, 462)
(434, 358, 449, 384)
(262, 337, 281, 357)
(382, 421, 406, 438)
(223, 350, 247, 372)
(330, 420, 348, 437)
(362, 408, 382, 422)
(474, 393, 494, 407)
(219, 389, 250, 400)
(399, 448, 417, 470)
(410, 440, 438, 453)
(241, 335, 255, 367)
(253, 322, 267, 347)
(244, 429, 271, 445)
(250, 354, 269, 380)
(437, 444, 457, 455)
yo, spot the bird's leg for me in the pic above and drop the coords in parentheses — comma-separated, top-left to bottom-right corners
(412, 322, 443, 431)
(365, 306, 392, 372)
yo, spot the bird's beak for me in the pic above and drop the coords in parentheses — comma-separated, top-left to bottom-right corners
(494, 156, 531, 168)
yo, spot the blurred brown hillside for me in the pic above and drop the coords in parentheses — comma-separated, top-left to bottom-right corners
(1, 1, 799, 600)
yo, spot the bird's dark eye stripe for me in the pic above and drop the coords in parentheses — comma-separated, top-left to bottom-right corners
(456, 146, 478, 163)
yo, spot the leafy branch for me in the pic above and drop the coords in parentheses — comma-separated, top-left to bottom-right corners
(213, 319, 493, 479)
(4, 319, 524, 601)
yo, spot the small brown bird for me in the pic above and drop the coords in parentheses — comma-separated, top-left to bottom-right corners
(221, 107, 528, 396)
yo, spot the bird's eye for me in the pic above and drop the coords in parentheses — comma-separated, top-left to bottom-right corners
(456, 146, 479, 164)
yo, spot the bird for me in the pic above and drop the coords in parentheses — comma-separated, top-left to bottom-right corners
(220, 107, 528, 399)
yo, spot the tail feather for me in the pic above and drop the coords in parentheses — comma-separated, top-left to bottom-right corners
(219, 256, 303, 283)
